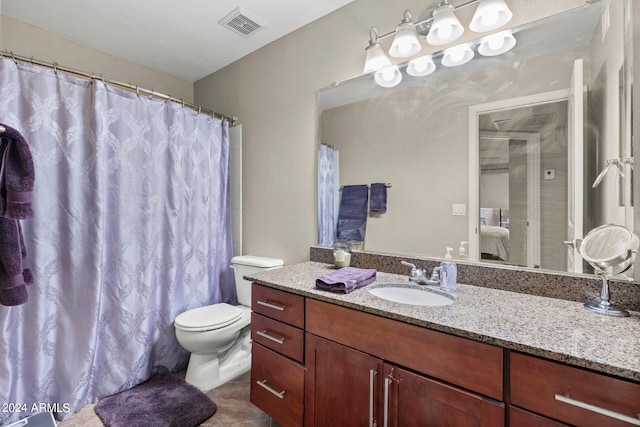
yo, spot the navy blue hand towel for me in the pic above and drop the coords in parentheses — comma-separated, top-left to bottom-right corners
(370, 183, 387, 213)
(336, 185, 369, 241)
(316, 267, 377, 294)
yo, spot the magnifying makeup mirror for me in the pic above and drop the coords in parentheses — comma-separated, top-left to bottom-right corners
(579, 224, 639, 317)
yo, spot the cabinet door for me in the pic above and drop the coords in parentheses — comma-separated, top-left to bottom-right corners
(305, 333, 383, 427)
(384, 364, 504, 427)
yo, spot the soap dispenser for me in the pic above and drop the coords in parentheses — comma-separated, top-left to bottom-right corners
(458, 241, 469, 260)
(439, 261, 457, 292)
(444, 247, 453, 260)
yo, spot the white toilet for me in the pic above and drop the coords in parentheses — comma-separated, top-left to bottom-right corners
(174, 255, 283, 391)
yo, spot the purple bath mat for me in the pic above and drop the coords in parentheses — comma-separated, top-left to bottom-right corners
(94, 372, 216, 427)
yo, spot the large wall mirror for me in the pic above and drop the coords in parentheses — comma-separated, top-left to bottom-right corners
(317, 0, 637, 278)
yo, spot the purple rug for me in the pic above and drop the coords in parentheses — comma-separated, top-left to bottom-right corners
(94, 373, 216, 427)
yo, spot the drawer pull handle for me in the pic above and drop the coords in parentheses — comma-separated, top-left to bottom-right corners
(555, 393, 640, 426)
(369, 369, 377, 427)
(257, 379, 285, 399)
(256, 330, 286, 345)
(256, 300, 286, 311)
(383, 377, 392, 427)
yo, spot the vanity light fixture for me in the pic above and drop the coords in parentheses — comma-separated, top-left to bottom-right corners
(407, 54, 436, 76)
(427, 2, 465, 46)
(477, 30, 516, 56)
(469, 0, 513, 32)
(363, 0, 514, 87)
(363, 28, 393, 74)
(441, 44, 475, 66)
(374, 65, 403, 88)
(389, 10, 422, 58)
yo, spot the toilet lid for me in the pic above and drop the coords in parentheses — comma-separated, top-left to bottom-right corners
(175, 303, 244, 331)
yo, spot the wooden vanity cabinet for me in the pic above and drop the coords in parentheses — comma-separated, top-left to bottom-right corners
(250, 284, 305, 427)
(510, 352, 640, 427)
(305, 298, 505, 426)
(250, 283, 639, 427)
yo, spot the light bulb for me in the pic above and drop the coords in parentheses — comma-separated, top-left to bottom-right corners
(450, 48, 464, 62)
(478, 31, 516, 56)
(442, 45, 474, 67)
(374, 65, 402, 88)
(488, 35, 505, 50)
(481, 10, 499, 27)
(437, 25, 453, 40)
(380, 68, 396, 81)
(407, 55, 436, 77)
(414, 62, 428, 73)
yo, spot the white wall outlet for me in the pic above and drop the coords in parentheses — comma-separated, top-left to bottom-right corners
(452, 203, 466, 216)
(544, 169, 556, 181)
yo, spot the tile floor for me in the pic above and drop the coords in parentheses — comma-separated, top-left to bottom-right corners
(57, 371, 280, 427)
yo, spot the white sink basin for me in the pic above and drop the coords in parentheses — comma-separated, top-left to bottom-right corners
(368, 285, 454, 307)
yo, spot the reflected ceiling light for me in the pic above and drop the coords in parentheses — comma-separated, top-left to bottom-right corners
(407, 55, 436, 77)
(363, 28, 393, 74)
(361, 1, 515, 87)
(426, 2, 464, 46)
(389, 10, 422, 58)
(478, 31, 516, 56)
(374, 65, 403, 88)
(470, 0, 513, 32)
(441, 44, 474, 67)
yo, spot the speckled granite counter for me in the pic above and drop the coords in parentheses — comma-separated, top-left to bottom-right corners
(247, 261, 640, 383)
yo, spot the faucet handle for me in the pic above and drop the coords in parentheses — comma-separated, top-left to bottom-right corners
(400, 261, 417, 271)
(401, 261, 419, 280)
(431, 266, 442, 281)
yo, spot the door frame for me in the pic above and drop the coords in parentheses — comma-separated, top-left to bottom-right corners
(469, 89, 570, 263)
(478, 131, 541, 266)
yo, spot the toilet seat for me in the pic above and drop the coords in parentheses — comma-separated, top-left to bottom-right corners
(175, 303, 245, 332)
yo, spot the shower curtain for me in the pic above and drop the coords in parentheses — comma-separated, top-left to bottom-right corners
(0, 58, 235, 423)
(318, 144, 339, 247)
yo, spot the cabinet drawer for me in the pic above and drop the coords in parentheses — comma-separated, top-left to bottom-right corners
(251, 313, 304, 363)
(251, 343, 304, 427)
(509, 406, 569, 426)
(306, 299, 503, 401)
(511, 352, 640, 427)
(252, 284, 304, 328)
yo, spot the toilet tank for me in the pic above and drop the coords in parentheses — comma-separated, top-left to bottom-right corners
(231, 255, 283, 306)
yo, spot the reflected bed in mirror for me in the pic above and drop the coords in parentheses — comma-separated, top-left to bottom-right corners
(317, 0, 636, 279)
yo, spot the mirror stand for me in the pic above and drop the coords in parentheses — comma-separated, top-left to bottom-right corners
(584, 275, 630, 317)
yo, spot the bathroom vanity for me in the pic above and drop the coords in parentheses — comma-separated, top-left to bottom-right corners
(248, 261, 640, 427)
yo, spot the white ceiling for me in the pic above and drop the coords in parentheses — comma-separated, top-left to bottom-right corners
(2, 0, 355, 82)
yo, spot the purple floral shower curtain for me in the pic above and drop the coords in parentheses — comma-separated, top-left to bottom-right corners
(0, 58, 235, 424)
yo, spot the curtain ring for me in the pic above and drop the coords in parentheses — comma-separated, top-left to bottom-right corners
(181, 99, 185, 108)
(10, 51, 17, 64)
(53, 61, 58, 73)
(136, 85, 140, 96)
(29, 55, 34, 64)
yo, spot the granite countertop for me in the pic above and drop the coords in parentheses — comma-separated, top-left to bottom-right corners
(247, 261, 640, 382)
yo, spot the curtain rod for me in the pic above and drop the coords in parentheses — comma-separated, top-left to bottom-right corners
(1, 50, 238, 126)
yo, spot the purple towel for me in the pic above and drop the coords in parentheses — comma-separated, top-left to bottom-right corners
(0, 124, 35, 219)
(370, 183, 387, 213)
(336, 185, 369, 242)
(0, 218, 32, 306)
(316, 267, 377, 294)
(0, 125, 35, 307)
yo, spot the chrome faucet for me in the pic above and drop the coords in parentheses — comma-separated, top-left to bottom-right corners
(400, 261, 440, 286)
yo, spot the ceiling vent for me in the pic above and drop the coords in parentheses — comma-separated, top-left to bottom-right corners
(218, 7, 265, 38)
